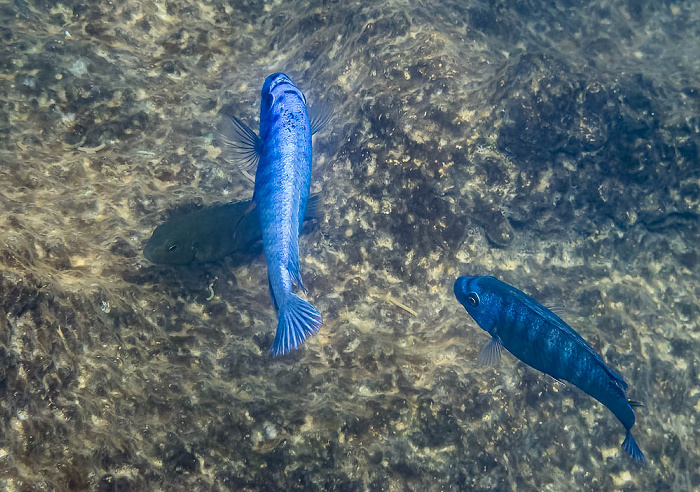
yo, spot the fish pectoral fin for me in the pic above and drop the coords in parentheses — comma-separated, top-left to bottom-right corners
(217, 113, 262, 177)
(304, 194, 321, 221)
(478, 336, 503, 367)
(628, 399, 644, 408)
(309, 100, 334, 135)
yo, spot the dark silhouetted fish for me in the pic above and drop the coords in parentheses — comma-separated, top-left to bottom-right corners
(454, 275, 644, 461)
(144, 195, 319, 266)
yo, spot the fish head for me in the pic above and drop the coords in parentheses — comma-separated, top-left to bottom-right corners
(259, 73, 308, 131)
(261, 73, 307, 107)
(143, 222, 198, 265)
(262, 72, 294, 96)
(454, 276, 503, 334)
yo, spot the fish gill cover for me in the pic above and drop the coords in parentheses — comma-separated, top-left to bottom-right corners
(0, 0, 699, 491)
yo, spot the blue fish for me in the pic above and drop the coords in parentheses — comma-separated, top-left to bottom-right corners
(218, 73, 332, 356)
(454, 275, 644, 461)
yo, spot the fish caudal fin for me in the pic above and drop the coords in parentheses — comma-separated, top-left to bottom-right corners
(622, 431, 645, 462)
(271, 294, 322, 356)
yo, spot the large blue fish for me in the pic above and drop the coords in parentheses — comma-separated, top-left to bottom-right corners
(454, 275, 644, 461)
(218, 73, 332, 356)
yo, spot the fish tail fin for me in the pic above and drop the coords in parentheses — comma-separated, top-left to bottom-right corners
(622, 430, 645, 462)
(270, 294, 322, 357)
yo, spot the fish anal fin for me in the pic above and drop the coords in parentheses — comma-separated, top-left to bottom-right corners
(286, 235, 306, 294)
(288, 254, 307, 294)
(267, 276, 279, 313)
(478, 336, 503, 367)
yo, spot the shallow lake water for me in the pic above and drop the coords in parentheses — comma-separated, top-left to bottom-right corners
(1, 1, 699, 490)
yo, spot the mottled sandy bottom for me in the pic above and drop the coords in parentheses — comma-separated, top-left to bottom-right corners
(0, 0, 699, 490)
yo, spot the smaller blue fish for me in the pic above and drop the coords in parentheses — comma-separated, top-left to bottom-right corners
(454, 275, 644, 461)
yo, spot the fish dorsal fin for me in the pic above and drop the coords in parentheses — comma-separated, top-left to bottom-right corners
(308, 101, 334, 135)
(217, 114, 261, 178)
(511, 288, 630, 392)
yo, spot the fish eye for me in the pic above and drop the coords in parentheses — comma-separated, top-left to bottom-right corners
(168, 244, 178, 252)
(467, 293, 479, 307)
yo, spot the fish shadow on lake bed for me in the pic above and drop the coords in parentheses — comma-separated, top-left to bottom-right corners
(122, 209, 322, 356)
